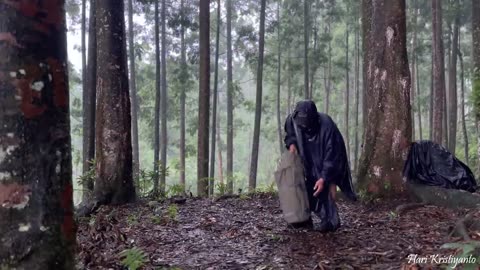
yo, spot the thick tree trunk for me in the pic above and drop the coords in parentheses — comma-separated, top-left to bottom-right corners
(198, 0, 210, 196)
(81, 0, 87, 168)
(128, 0, 140, 184)
(83, 0, 97, 200)
(448, 15, 459, 153)
(459, 47, 468, 164)
(362, 0, 372, 146)
(210, 0, 221, 196)
(226, 0, 234, 194)
(303, 0, 309, 99)
(0, 2, 75, 268)
(94, 0, 135, 205)
(276, 0, 283, 155)
(345, 19, 350, 161)
(410, 0, 417, 141)
(354, 9, 360, 173)
(249, 0, 266, 192)
(160, 0, 168, 195)
(473, 0, 480, 173)
(432, 0, 446, 145)
(357, 0, 411, 196)
(180, 0, 187, 191)
(153, 0, 160, 196)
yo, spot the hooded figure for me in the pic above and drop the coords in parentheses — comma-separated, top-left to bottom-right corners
(284, 100, 356, 232)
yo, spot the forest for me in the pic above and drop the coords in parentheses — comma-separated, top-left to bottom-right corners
(1, 0, 480, 269)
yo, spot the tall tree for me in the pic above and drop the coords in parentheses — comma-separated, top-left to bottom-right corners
(83, 0, 97, 199)
(226, 0, 234, 194)
(361, 0, 372, 144)
(459, 45, 468, 164)
(210, 0, 221, 195)
(410, 0, 417, 140)
(415, 54, 422, 140)
(128, 0, 140, 183)
(324, 22, 332, 114)
(94, 0, 136, 205)
(344, 8, 350, 160)
(303, 0, 310, 99)
(81, 0, 87, 166)
(473, 0, 480, 172)
(180, 0, 187, 191)
(249, 0, 267, 191)
(197, 0, 211, 196)
(447, 7, 460, 152)
(160, 0, 168, 195)
(431, 0, 446, 145)
(354, 5, 361, 172)
(153, 0, 161, 196)
(0, 2, 75, 267)
(276, 0, 283, 155)
(357, 0, 411, 195)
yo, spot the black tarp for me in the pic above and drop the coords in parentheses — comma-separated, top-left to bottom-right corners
(403, 140, 478, 193)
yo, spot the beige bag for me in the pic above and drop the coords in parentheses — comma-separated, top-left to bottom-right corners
(274, 151, 311, 224)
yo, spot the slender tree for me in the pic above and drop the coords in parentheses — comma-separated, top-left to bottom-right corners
(81, 0, 87, 167)
(448, 9, 460, 152)
(432, 0, 445, 145)
(180, 0, 187, 191)
(94, 0, 136, 205)
(303, 0, 310, 99)
(345, 11, 350, 160)
(276, 0, 283, 155)
(153, 0, 161, 196)
(198, 0, 211, 196)
(249, 0, 267, 191)
(415, 54, 422, 140)
(128, 0, 140, 183)
(357, 0, 411, 195)
(354, 6, 361, 172)
(459, 46, 468, 164)
(210, 0, 221, 196)
(226, 0, 234, 194)
(0, 2, 75, 267)
(410, 0, 417, 140)
(473, 0, 480, 172)
(160, 0, 168, 195)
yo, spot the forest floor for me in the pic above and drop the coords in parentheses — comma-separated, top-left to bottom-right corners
(76, 193, 480, 270)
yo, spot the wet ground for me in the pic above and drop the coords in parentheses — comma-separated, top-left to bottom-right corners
(76, 194, 479, 269)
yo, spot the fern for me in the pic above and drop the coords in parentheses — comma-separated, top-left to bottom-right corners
(441, 241, 480, 270)
(118, 247, 148, 270)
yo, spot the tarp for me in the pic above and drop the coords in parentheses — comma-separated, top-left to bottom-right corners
(403, 140, 478, 193)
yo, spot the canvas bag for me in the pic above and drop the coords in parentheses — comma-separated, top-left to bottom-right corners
(274, 151, 311, 224)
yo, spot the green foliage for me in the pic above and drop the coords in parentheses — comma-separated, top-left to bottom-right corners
(167, 184, 186, 197)
(77, 159, 96, 186)
(127, 214, 139, 226)
(441, 241, 480, 270)
(167, 204, 179, 221)
(388, 211, 398, 219)
(118, 247, 148, 270)
(472, 73, 480, 118)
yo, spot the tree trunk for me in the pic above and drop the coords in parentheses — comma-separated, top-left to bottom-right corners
(410, 0, 417, 141)
(345, 17, 350, 161)
(160, 0, 168, 195)
(472, 0, 480, 173)
(310, 24, 318, 99)
(287, 49, 292, 115)
(94, 0, 136, 205)
(180, 0, 187, 191)
(153, 0, 160, 196)
(459, 46, 469, 164)
(81, 0, 87, 168)
(325, 22, 332, 114)
(209, 0, 221, 196)
(354, 8, 360, 173)
(303, 0, 309, 99)
(430, 57, 434, 140)
(198, 0, 210, 196)
(83, 0, 97, 200)
(249, 0, 267, 192)
(226, 0, 234, 194)
(415, 54, 423, 140)
(0, 2, 75, 267)
(217, 121, 225, 194)
(362, 0, 372, 146)
(128, 0, 140, 184)
(276, 0, 283, 155)
(357, 0, 411, 196)
(432, 0, 445, 145)
(448, 14, 459, 153)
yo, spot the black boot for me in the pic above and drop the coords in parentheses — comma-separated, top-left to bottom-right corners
(314, 192, 340, 232)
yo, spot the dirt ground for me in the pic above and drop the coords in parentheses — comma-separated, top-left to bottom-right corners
(76, 194, 479, 270)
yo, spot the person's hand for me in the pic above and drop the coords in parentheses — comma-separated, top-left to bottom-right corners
(313, 178, 325, 197)
(289, 144, 297, 154)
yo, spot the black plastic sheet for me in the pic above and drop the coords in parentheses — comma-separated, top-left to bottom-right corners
(403, 140, 478, 193)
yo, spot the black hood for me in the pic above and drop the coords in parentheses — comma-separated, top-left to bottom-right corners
(293, 100, 320, 135)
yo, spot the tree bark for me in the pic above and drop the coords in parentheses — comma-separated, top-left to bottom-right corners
(217, 120, 225, 194)
(94, 0, 136, 205)
(226, 0, 234, 194)
(153, 0, 160, 196)
(472, 0, 480, 173)
(303, 0, 310, 99)
(128, 0, 140, 184)
(345, 16, 350, 161)
(459, 46, 468, 164)
(325, 22, 332, 114)
(0, 2, 75, 268)
(160, 0, 168, 195)
(81, 0, 87, 168)
(415, 54, 422, 140)
(197, 0, 210, 196)
(430, 56, 434, 141)
(410, 0, 417, 141)
(362, 0, 372, 146)
(432, 0, 445, 145)
(209, 0, 221, 196)
(276, 0, 283, 155)
(249, 0, 267, 192)
(354, 8, 360, 173)
(357, 0, 411, 196)
(448, 13, 459, 153)
(180, 0, 186, 191)
(83, 0, 97, 200)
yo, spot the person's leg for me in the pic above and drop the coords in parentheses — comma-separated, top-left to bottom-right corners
(329, 183, 337, 201)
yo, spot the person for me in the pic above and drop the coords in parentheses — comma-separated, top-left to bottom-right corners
(284, 100, 356, 232)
